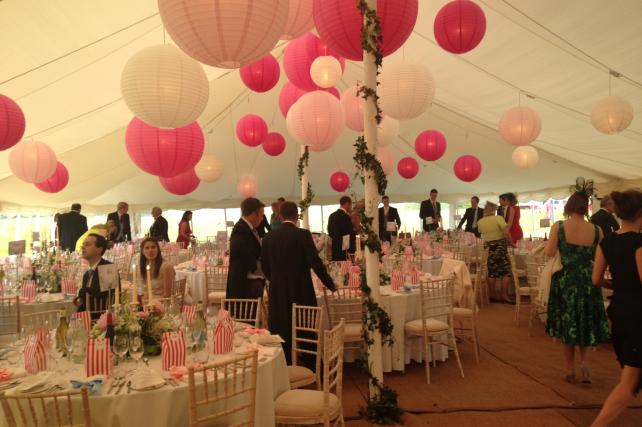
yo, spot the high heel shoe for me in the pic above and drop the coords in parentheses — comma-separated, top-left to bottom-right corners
(581, 367, 591, 384)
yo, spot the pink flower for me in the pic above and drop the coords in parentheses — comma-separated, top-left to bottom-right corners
(51, 264, 60, 272)
(153, 300, 165, 315)
(96, 314, 107, 330)
(137, 311, 150, 320)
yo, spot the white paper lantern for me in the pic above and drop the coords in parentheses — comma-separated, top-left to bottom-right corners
(286, 91, 345, 151)
(341, 85, 364, 132)
(121, 45, 209, 129)
(378, 116, 399, 147)
(195, 154, 224, 182)
(377, 146, 394, 176)
(591, 96, 634, 134)
(310, 56, 343, 88)
(237, 176, 258, 198)
(498, 106, 541, 146)
(379, 61, 435, 120)
(512, 146, 539, 169)
(281, 0, 315, 40)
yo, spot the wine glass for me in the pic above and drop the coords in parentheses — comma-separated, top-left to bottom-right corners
(113, 333, 129, 367)
(44, 279, 52, 294)
(128, 332, 143, 371)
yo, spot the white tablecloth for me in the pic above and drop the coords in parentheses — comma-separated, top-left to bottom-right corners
(175, 264, 207, 304)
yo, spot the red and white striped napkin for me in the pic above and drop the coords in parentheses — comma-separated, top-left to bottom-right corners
(348, 272, 361, 288)
(213, 309, 234, 354)
(85, 338, 112, 377)
(161, 330, 186, 371)
(24, 334, 48, 374)
(312, 274, 324, 292)
(62, 279, 77, 296)
(182, 305, 196, 323)
(391, 271, 404, 291)
(340, 261, 351, 275)
(73, 311, 92, 333)
(20, 280, 36, 301)
(0, 281, 3, 297)
(410, 267, 419, 284)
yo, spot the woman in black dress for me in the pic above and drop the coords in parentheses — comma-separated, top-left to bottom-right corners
(591, 190, 642, 426)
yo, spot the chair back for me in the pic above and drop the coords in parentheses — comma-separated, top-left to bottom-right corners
(418, 278, 454, 325)
(22, 309, 60, 334)
(322, 288, 362, 328)
(221, 298, 261, 327)
(291, 304, 324, 380)
(1, 386, 91, 427)
(0, 296, 20, 336)
(172, 278, 187, 311)
(187, 351, 258, 427)
(205, 265, 227, 293)
(322, 320, 345, 407)
(508, 254, 522, 289)
(525, 257, 542, 289)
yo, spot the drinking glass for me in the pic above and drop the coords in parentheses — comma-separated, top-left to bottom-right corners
(128, 332, 143, 371)
(113, 333, 129, 367)
(44, 280, 52, 294)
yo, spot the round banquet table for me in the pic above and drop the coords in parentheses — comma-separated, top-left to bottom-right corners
(174, 263, 207, 304)
(19, 293, 76, 317)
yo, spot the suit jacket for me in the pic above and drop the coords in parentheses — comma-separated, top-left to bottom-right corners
(256, 214, 271, 238)
(378, 206, 401, 242)
(327, 209, 355, 261)
(107, 211, 131, 242)
(458, 207, 485, 236)
(419, 199, 441, 231)
(77, 258, 115, 315)
(58, 211, 88, 251)
(226, 219, 263, 298)
(150, 215, 170, 242)
(590, 209, 620, 238)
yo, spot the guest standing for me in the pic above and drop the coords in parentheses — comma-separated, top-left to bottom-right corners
(58, 203, 88, 251)
(107, 201, 131, 242)
(500, 193, 523, 244)
(269, 201, 282, 230)
(545, 192, 610, 384)
(149, 207, 170, 242)
(75, 224, 108, 252)
(139, 237, 175, 299)
(75, 234, 113, 315)
(476, 202, 513, 303)
(457, 196, 484, 237)
(378, 195, 401, 243)
(351, 198, 365, 235)
(177, 211, 193, 248)
(419, 189, 441, 232)
(327, 196, 355, 261)
(591, 190, 642, 427)
(590, 195, 620, 238)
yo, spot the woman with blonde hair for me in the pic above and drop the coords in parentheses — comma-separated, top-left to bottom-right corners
(476, 201, 513, 303)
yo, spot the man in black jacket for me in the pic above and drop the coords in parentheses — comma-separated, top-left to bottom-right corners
(419, 189, 441, 232)
(107, 201, 131, 242)
(457, 196, 484, 237)
(378, 195, 401, 242)
(58, 203, 88, 251)
(327, 196, 355, 261)
(75, 234, 115, 316)
(149, 206, 170, 242)
(590, 196, 620, 237)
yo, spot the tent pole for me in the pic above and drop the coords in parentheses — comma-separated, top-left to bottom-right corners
(301, 145, 310, 230)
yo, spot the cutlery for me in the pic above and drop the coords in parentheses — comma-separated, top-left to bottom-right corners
(126, 381, 132, 394)
(108, 379, 121, 394)
(115, 380, 127, 395)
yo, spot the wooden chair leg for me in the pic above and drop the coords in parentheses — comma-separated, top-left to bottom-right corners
(473, 324, 480, 364)
(450, 333, 465, 379)
(424, 337, 431, 384)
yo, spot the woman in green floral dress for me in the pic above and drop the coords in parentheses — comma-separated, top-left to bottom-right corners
(545, 192, 610, 384)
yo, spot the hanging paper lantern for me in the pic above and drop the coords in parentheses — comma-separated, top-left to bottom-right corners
(121, 45, 209, 129)
(125, 118, 204, 178)
(310, 56, 343, 88)
(378, 116, 399, 146)
(415, 130, 447, 161)
(281, 0, 315, 40)
(158, 0, 289, 68)
(313, 0, 418, 61)
(434, 0, 487, 54)
(591, 96, 634, 134)
(35, 162, 69, 193)
(377, 146, 394, 176)
(283, 33, 345, 91)
(286, 91, 345, 150)
(512, 146, 539, 169)
(8, 140, 57, 184)
(0, 95, 26, 151)
(262, 132, 286, 156)
(159, 168, 200, 195)
(340, 85, 364, 132)
(499, 106, 542, 146)
(330, 171, 350, 192)
(454, 155, 482, 182)
(237, 176, 258, 198)
(397, 157, 419, 179)
(195, 154, 224, 182)
(379, 61, 435, 120)
(279, 81, 339, 117)
(240, 54, 281, 93)
(236, 115, 268, 147)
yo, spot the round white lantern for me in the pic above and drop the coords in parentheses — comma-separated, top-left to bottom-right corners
(591, 96, 634, 134)
(237, 176, 258, 198)
(281, 0, 315, 40)
(378, 115, 399, 146)
(341, 85, 364, 132)
(511, 146, 539, 169)
(376, 146, 394, 176)
(286, 91, 345, 150)
(121, 45, 209, 129)
(195, 154, 224, 182)
(498, 106, 541, 146)
(379, 61, 435, 120)
(310, 56, 343, 88)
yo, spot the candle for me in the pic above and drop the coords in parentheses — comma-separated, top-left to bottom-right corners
(115, 280, 120, 307)
(146, 264, 152, 306)
(131, 264, 137, 304)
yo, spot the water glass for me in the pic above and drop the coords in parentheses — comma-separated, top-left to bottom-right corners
(113, 333, 129, 365)
(128, 333, 143, 370)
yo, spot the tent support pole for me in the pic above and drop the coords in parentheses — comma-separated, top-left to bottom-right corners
(301, 145, 310, 230)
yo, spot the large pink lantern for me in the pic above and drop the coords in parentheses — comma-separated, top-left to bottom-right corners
(9, 140, 57, 184)
(125, 118, 204, 177)
(281, 0, 315, 40)
(158, 0, 288, 68)
(434, 0, 487, 54)
(283, 33, 345, 91)
(415, 130, 447, 161)
(313, 0, 418, 61)
(279, 82, 338, 117)
(341, 85, 365, 132)
(237, 177, 258, 198)
(262, 132, 286, 156)
(286, 90, 345, 151)
(0, 95, 26, 151)
(377, 146, 394, 176)
(330, 171, 350, 192)
(454, 155, 482, 182)
(240, 54, 280, 93)
(499, 106, 541, 146)
(397, 157, 419, 179)
(236, 115, 268, 147)
(35, 162, 69, 193)
(159, 168, 200, 195)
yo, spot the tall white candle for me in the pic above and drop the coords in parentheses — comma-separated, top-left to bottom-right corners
(146, 264, 152, 306)
(131, 263, 137, 304)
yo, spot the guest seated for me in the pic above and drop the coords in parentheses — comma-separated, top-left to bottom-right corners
(139, 237, 176, 299)
(74, 234, 115, 316)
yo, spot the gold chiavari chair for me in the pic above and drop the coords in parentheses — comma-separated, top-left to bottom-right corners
(453, 270, 481, 364)
(221, 298, 262, 327)
(205, 265, 227, 307)
(510, 254, 531, 326)
(323, 288, 362, 352)
(22, 309, 60, 334)
(0, 296, 21, 336)
(288, 304, 324, 390)
(1, 386, 91, 427)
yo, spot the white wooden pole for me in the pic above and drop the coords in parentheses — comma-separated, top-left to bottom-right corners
(300, 145, 310, 230)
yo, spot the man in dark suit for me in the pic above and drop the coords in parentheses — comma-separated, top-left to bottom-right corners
(256, 214, 271, 238)
(261, 201, 335, 364)
(75, 234, 115, 316)
(149, 206, 170, 242)
(457, 196, 484, 237)
(107, 201, 131, 242)
(58, 203, 88, 251)
(590, 196, 620, 237)
(378, 195, 401, 242)
(226, 198, 265, 299)
(327, 196, 355, 261)
(419, 189, 441, 232)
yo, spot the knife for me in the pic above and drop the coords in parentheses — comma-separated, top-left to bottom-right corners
(107, 378, 120, 394)
(115, 380, 127, 395)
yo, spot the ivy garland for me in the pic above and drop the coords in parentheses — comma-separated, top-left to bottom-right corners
(297, 146, 314, 217)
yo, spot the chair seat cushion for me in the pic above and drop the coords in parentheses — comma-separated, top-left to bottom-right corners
(518, 286, 531, 293)
(275, 389, 341, 419)
(453, 307, 473, 317)
(207, 291, 225, 304)
(343, 323, 362, 341)
(405, 318, 449, 335)
(515, 268, 526, 277)
(288, 365, 315, 387)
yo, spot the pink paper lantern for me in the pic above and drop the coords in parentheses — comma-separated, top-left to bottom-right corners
(283, 33, 345, 91)
(0, 95, 26, 151)
(240, 54, 280, 93)
(158, 0, 289, 68)
(341, 85, 365, 132)
(313, 0, 418, 61)
(8, 140, 57, 184)
(397, 157, 419, 179)
(434, 0, 487, 54)
(415, 130, 447, 161)
(125, 117, 204, 178)
(159, 168, 200, 195)
(35, 162, 69, 193)
(279, 82, 338, 117)
(330, 171, 350, 192)
(499, 106, 542, 146)
(237, 177, 258, 198)
(377, 146, 394, 176)
(281, 0, 315, 40)
(454, 155, 482, 182)
(236, 115, 268, 147)
(286, 90, 345, 151)
(262, 132, 286, 156)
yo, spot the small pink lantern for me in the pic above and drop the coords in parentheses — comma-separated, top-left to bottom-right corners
(9, 140, 57, 184)
(330, 171, 350, 192)
(283, 33, 345, 91)
(35, 162, 69, 193)
(415, 130, 447, 161)
(279, 82, 338, 117)
(159, 168, 200, 195)
(0, 95, 26, 151)
(240, 54, 280, 93)
(454, 155, 482, 182)
(236, 114, 268, 147)
(281, 0, 315, 40)
(125, 117, 204, 178)
(377, 146, 394, 176)
(434, 0, 487, 54)
(341, 85, 365, 132)
(397, 157, 419, 179)
(499, 106, 542, 146)
(313, 0, 418, 61)
(237, 177, 258, 198)
(262, 132, 286, 156)
(286, 90, 345, 151)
